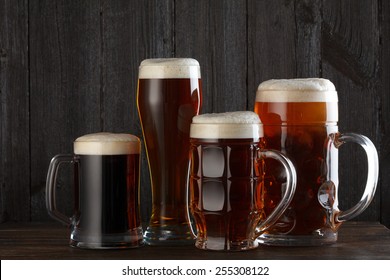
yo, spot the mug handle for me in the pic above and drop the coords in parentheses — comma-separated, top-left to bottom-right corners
(328, 132, 379, 222)
(255, 150, 297, 236)
(45, 154, 75, 226)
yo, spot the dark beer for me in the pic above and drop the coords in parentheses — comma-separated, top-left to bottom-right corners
(71, 133, 143, 248)
(137, 58, 202, 245)
(75, 154, 140, 235)
(255, 78, 341, 243)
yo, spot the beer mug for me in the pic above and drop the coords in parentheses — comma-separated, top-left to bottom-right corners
(46, 133, 144, 249)
(137, 58, 202, 245)
(189, 112, 297, 251)
(254, 78, 379, 246)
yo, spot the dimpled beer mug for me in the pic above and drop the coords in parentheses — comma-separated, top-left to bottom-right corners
(254, 78, 379, 246)
(137, 58, 202, 245)
(46, 133, 144, 249)
(189, 112, 297, 251)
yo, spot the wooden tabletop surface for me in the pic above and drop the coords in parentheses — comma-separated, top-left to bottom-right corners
(1, 222, 390, 260)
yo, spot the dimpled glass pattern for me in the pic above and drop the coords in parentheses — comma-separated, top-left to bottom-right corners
(190, 139, 264, 251)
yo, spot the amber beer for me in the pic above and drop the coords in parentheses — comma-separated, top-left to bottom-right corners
(189, 112, 296, 251)
(46, 133, 144, 249)
(137, 58, 202, 245)
(254, 78, 378, 245)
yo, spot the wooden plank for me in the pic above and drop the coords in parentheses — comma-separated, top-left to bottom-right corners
(0, 0, 30, 222)
(175, 0, 247, 113)
(379, 0, 390, 228)
(101, 0, 174, 131)
(322, 0, 380, 221)
(0, 222, 389, 259)
(29, 1, 102, 221)
(294, 0, 322, 77)
(248, 0, 297, 108)
(248, 0, 322, 108)
(101, 0, 174, 222)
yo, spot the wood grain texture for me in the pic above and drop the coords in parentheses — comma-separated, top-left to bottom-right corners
(294, 0, 322, 77)
(0, 222, 389, 259)
(0, 0, 30, 222)
(248, 0, 297, 109)
(175, 0, 247, 113)
(29, 0, 102, 221)
(102, 0, 173, 132)
(379, 0, 390, 226)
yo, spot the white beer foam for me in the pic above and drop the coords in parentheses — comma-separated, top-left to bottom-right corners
(138, 58, 201, 79)
(190, 111, 263, 139)
(192, 111, 261, 124)
(74, 132, 140, 155)
(256, 78, 338, 102)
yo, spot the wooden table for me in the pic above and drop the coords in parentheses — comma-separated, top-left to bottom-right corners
(1, 222, 390, 260)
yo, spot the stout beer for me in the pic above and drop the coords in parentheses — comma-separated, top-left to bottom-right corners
(46, 133, 143, 249)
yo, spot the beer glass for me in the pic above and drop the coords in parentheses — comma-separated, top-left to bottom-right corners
(46, 133, 144, 249)
(137, 58, 202, 245)
(189, 111, 297, 251)
(254, 78, 379, 246)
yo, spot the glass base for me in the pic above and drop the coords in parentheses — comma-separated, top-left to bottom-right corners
(143, 224, 195, 246)
(195, 237, 258, 251)
(70, 226, 144, 249)
(257, 229, 338, 246)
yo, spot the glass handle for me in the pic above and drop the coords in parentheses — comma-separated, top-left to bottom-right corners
(45, 154, 74, 226)
(255, 150, 297, 236)
(331, 132, 379, 222)
(186, 159, 197, 238)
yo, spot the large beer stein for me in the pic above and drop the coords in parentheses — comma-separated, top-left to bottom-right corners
(189, 112, 296, 250)
(254, 78, 379, 246)
(137, 58, 202, 245)
(46, 133, 144, 249)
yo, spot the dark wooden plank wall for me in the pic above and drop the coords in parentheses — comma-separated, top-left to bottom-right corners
(1, 0, 389, 226)
(380, 0, 390, 227)
(0, 0, 29, 222)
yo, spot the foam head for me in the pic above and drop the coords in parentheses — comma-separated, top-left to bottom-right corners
(138, 58, 201, 79)
(74, 133, 140, 155)
(190, 111, 263, 139)
(256, 78, 338, 102)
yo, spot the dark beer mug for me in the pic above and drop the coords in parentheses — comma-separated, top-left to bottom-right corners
(254, 78, 379, 246)
(46, 133, 144, 249)
(137, 58, 202, 245)
(189, 112, 296, 251)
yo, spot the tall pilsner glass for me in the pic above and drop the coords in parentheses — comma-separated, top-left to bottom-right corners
(137, 58, 202, 245)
